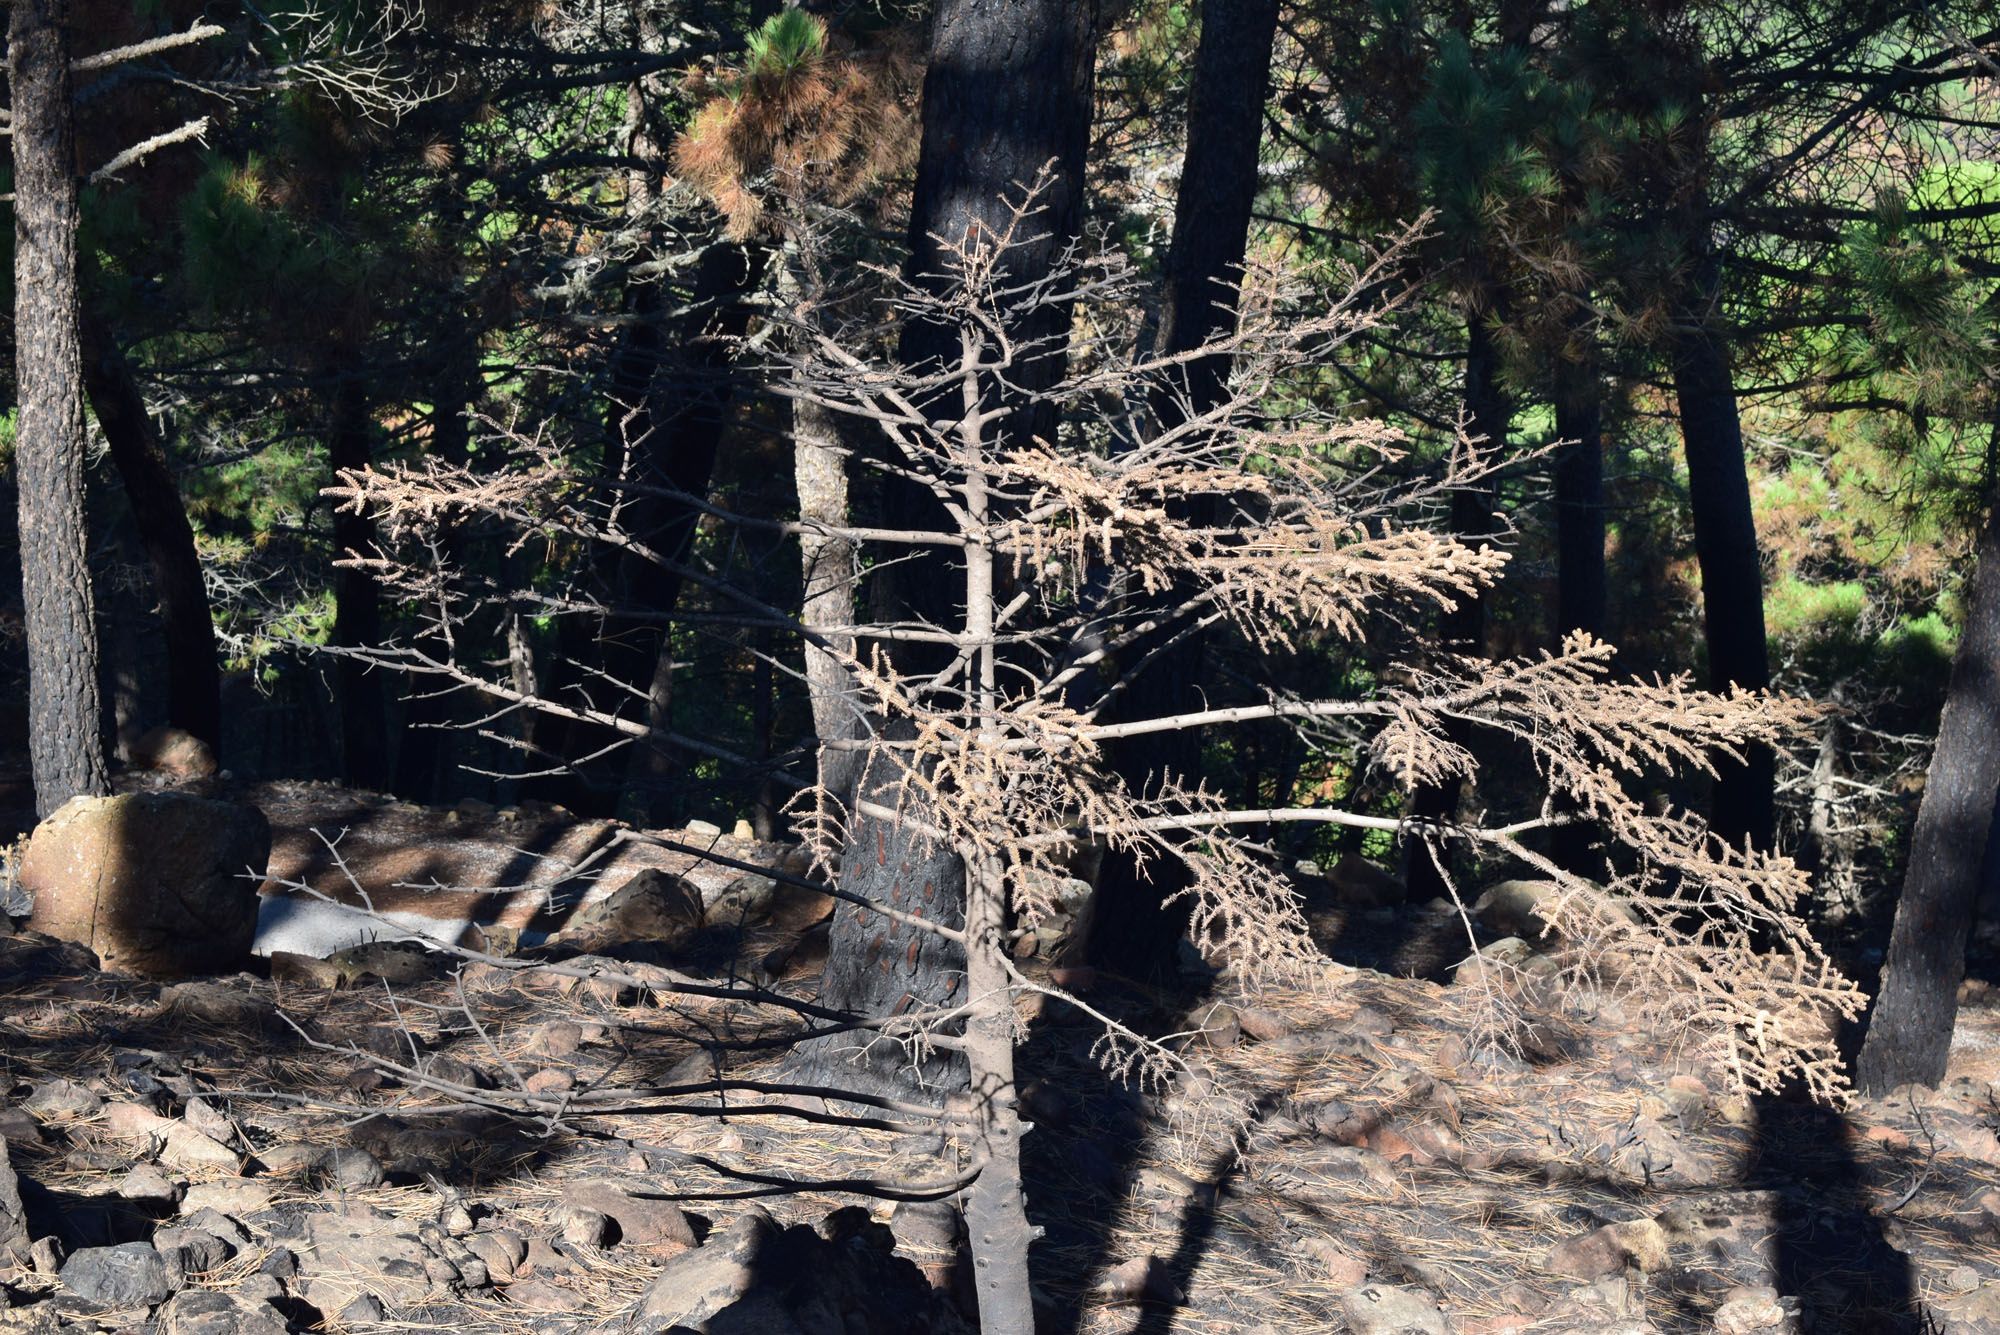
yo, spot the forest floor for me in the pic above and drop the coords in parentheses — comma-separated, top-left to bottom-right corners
(1, 784, 1999, 1334)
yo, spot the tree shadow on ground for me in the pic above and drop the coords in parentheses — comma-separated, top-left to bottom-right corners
(1746, 1093, 1922, 1334)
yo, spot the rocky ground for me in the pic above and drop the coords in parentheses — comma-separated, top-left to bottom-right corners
(0, 786, 1998, 1334)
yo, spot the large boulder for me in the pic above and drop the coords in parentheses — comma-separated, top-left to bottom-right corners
(23, 793, 270, 978)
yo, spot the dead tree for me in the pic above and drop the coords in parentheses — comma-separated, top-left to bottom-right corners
(329, 182, 1863, 1332)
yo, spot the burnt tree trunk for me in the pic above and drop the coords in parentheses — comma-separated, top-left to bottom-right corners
(1404, 309, 1510, 900)
(1084, 0, 1281, 984)
(803, 0, 1103, 1092)
(12, 0, 110, 816)
(79, 314, 222, 756)
(328, 369, 391, 791)
(1553, 357, 1606, 641)
(1856, 485, 2000, 1093)
(1673, 253, 1773, 851)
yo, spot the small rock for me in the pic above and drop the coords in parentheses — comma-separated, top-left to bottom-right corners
(560, 1207, 613, 1248)
(443, 1204, 476, 1237)
(558, 1178, 695, 1249)
(1339, 1283, 1448, 1335)
(180, 1179, 273, 1217)
(118, 1164, 181, 1207)
(630, 1208, 774, 1329)
(684, 819, 723, 838)
(0, 1139, 29, 1268)
(466, 1230, 525, 1282)
(1547, 1220, 1670, 1280)
(503, 1279, 571, 1311)
(159, 1288, 288, 1335)
(152, 1226, 233, 1277)
(336, 1293, 386, 1325)
(23, 1078, 103, 1119)
(30, 1236, 64, 1274)
(159, 982, 277, 1031)
(60, 1242, 178, 1308)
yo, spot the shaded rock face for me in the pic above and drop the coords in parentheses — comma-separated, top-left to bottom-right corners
(22, 793, 270, 977)
(629, 1207, 972, 1335)
(0, 1137, 30, 1268)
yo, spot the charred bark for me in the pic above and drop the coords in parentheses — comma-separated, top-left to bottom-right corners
(1856, 485, 2000, 1093)
(1404, 311, 1510, 901)
(1085, 0, 1280, 984)
(79, 314, 222, 757)
(1673, 253, 1773, 850)
(12, 0, 110, 816)
(328, 370, 391, 792)
(809, 0, 1104, 1080)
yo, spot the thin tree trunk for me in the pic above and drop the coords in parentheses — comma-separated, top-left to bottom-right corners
(1086, 0, 1279, 982)
(12, 0, 109, 816)
(794, 381, 862, 806)
(1673, 253, 1773, 851)
(1404, 310, 1510, 900)
(329, 369, 391, 791)
(1554, 359, 1606, 641)
(1856, 486, 2000, 1093)
(79, 313, 222, 755)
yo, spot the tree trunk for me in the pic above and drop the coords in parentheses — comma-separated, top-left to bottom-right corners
(812, 0, 1103, 1063)
(1553, 359, 1606, 641)
(794, 381, 863, 806)
(615, 241, 768, 824)
(1673, 253, 1774, 851)
(12, 0, 110, 816)
(1404, 310, 1510, 900)
(79, 314, 222, 756)
(1856, 488, 2000, 1093)
(328, 369, 391, 791)
(1085, 0, 1280, 983)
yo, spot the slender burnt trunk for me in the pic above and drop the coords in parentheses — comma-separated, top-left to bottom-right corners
(1553, 360, 1607, 642)
(1856, 483, 2000, 1093)
(79, 314, 222, 756)
(1673, 254, 1773, 851)
(393, 344, 477, 801)
(328, 369, 391, 791)
(615, 241, 768, 824)
(1086, 0, 1280, 982)
(1404, 311, 1511, 900)
(12, 0, 109, 816)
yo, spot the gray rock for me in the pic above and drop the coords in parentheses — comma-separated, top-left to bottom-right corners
(559, 1177, 695, 1249)
(631, 1208, 775, 1331)
(152, 1226, 234, 1277)
(1338, 1283, 1448, 1335)
(59, 1242, 178, 1308)
(337, 1293, 386, 1325)
(298, 1211, 438, 1309)
(0, 1136, 30, 1267)
(117, 1164, 181, 1207)
(22, 1078, 103, 1119)
(560, 1206, 613, 1249)
(159, 1288, 287, 1335)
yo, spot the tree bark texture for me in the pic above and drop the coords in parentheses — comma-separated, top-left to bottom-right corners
(1086, 0, 1280, 983)
(79, 313, 222, 756)
(13, 0, 111, 817)
(1856, 489, 2000, 1093)
(1673, 253, 1774, 851)
(793, 385, 863, 807)
(813, 0, 1102, 1065)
